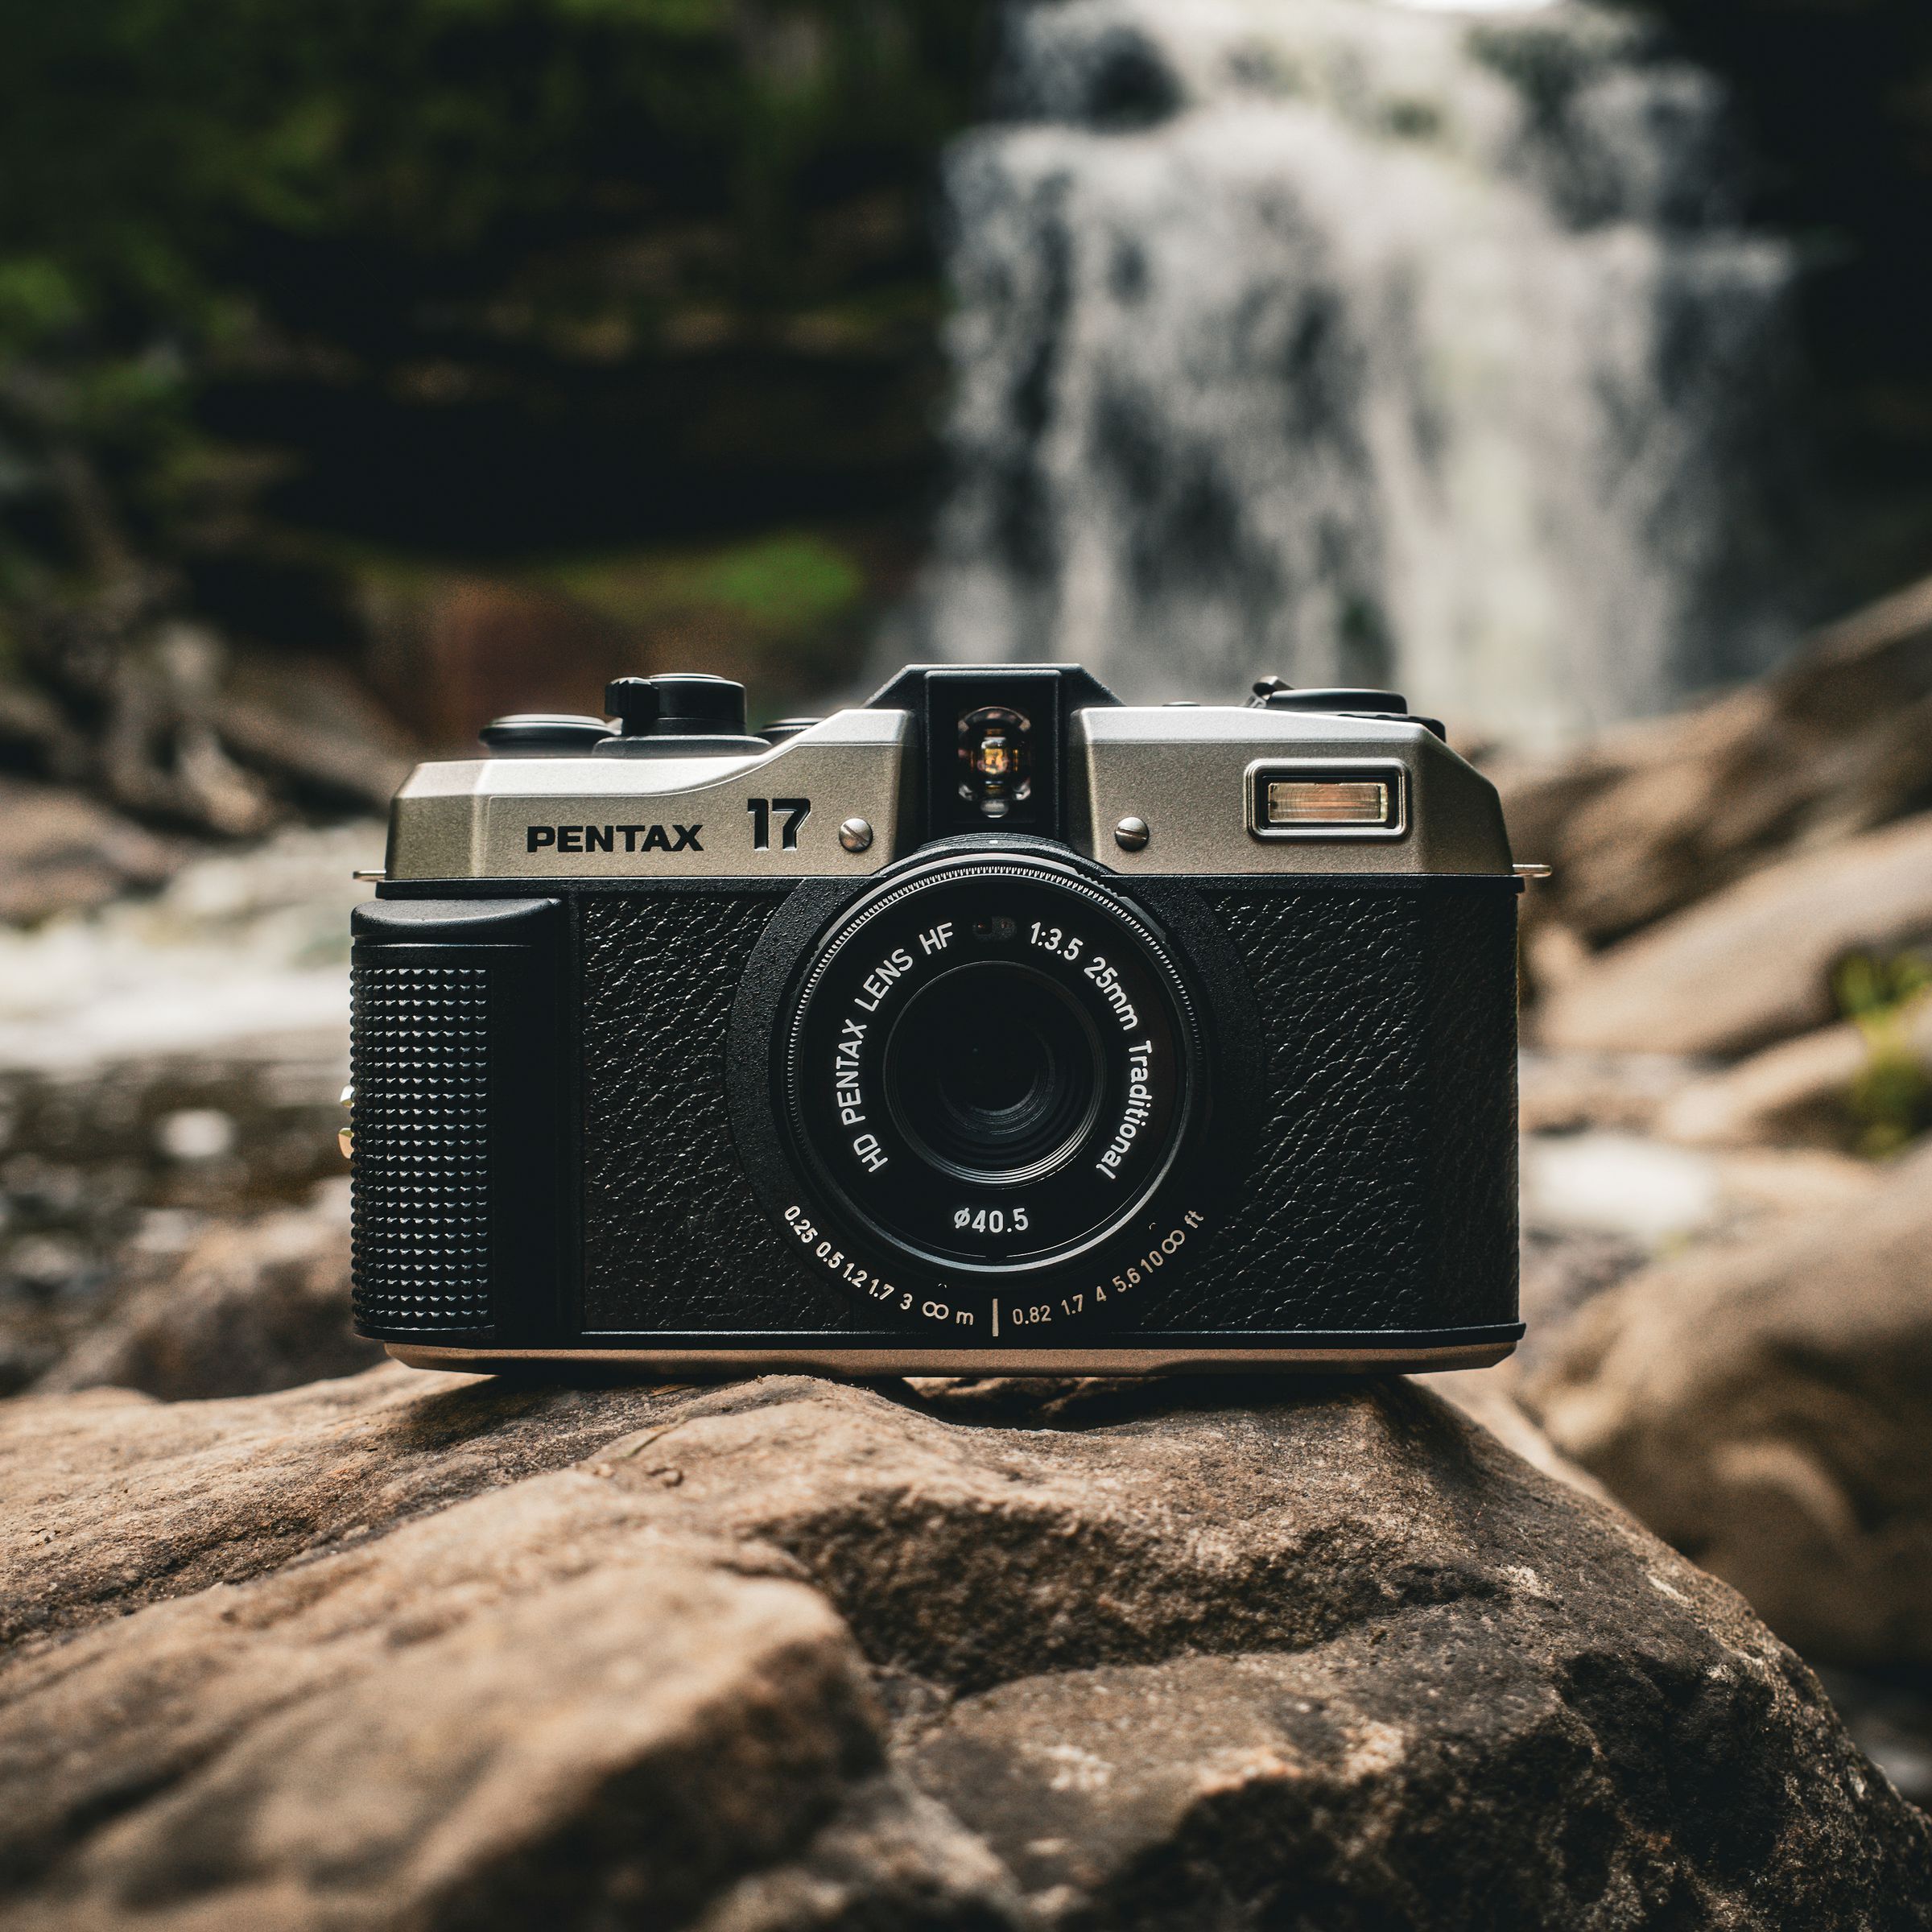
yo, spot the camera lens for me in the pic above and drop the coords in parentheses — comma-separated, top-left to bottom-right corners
(885, 964, 1105, 1184)
(778, 854, 1203, 1280)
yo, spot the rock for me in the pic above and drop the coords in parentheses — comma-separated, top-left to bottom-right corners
(1657, 1024, 1869, 1148)
(1518, 1049, 1704, 1136)
(1525, 1141, 1932, 1668)
(1521, 1133, 1884, 1252)
(1, 1368, 1926, 1926)
(1657, 1001, 1932, 1150)
(1496, 573, 1932, 953)
(31, 1180, 381, 1402)
(216, 651, 417, 817)
(0, 778, 190, 926)
(1811, 1665, 1932, 1814)
(1534, 812, 1932, 1058)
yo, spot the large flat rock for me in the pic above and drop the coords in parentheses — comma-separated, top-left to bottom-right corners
(1, 1366, 1925, 1928)
(1526, 1141, 1932, 1670)
(1534, 812, 1932, 1058)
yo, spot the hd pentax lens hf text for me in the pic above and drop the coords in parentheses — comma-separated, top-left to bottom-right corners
(349, 664, 1524, 1374)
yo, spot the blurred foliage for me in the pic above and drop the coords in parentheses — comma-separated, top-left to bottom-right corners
(551, 531, 864, 634)
(0, 0, 984, 819)
(1835, 951, 1932, 1158)
(0, 0, 984, 563)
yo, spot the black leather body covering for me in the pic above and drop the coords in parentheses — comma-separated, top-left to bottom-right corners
(351, 875, 1519, 1348)
(575, 876, 1517, 1340)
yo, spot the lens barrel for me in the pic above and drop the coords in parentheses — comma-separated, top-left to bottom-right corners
(780, 855, 1202, 1276)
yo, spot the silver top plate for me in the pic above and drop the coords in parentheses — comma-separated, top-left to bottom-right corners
(386, 710, 912, 880)
(384, 702, 1514, 880)
(1068, 707, 1512, 874)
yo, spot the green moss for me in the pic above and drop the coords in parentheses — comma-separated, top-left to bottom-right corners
(547, 530, 864, 634)
(1835, 951, 1932, 1158)
(0, 0, 981, 595)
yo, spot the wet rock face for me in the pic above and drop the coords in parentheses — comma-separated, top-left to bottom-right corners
(2, 1369, 1926, 1928)
(31, 1183, 380, 1402)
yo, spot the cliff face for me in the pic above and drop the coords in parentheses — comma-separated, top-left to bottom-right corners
(1634, 0, 1932, 593)
(0, 2, 983, 831)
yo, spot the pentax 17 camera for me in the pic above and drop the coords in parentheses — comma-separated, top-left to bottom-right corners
(349, 664, 1524, 1375)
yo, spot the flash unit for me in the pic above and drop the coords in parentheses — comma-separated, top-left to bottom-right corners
(1246, 762, 1406, 840)
(1266, 779, 1389, 825)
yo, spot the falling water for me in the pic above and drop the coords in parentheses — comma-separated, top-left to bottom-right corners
(914, 0, 1802, 741)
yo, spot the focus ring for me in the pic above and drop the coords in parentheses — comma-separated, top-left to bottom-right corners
(778, 853, 1204, 1283)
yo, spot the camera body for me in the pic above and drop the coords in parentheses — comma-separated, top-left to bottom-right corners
(350, 663, 1522, 1374)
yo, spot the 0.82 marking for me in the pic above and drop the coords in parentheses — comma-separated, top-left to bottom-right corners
(1001, 1208, 1207, 1330)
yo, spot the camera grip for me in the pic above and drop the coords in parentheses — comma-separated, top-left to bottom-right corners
(348, 898, 563, 1342)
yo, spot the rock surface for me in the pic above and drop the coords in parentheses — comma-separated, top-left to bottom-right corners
(31, 1183, 379, 1402)
(2, 1366, 1926, 1928)
(1527, 1141, 1932, 1669)
(1496, 572, 1932, 954)
(0, 779, 189, 926)
(1534, 812, 1932, 1057)
(1656, 1000, 1932, 1150)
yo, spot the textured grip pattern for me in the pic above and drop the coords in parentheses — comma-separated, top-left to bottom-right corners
(349, 959, 493, 1333)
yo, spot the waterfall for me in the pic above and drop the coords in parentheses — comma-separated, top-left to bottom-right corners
(914, 0, 1802, 741)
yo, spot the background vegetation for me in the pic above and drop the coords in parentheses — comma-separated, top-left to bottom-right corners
(0, 0, 984, 824)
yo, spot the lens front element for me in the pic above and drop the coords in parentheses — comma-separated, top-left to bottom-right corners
(886, 964, 1105, 1185)
(782, 857, 1201, 1279)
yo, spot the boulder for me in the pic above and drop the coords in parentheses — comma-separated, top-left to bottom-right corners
(0, 778, 189, 927)
(1525, 1141, 1932, 1668)
(1657, 1001, 1932, 1150)
(1534, 813, 1932, 1058)
(1496, 573, 1932, 953)
(2, 1366, 1926, 1927)
(215, 651, 417, 818)
(31, 1182, 381, 1402)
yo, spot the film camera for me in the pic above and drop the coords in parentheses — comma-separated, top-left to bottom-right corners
(349, 664, 1524, 1373)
